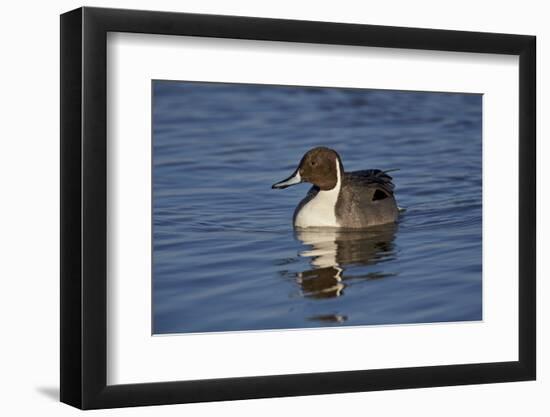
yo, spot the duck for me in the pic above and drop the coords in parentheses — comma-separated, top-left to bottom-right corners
(272, 147, 399, 228)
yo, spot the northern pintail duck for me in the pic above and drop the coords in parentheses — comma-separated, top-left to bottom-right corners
(272, 147, 398, 228)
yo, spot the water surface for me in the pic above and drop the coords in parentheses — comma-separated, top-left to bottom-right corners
(152, 81, 482, 334)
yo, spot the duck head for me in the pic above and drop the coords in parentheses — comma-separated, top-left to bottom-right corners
(272, 147, 343, 191)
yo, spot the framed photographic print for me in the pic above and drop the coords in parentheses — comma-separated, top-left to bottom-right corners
(60, 6, 536, 409)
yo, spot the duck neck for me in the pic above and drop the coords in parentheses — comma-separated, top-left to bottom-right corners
(294, 158, 343, 228)
(319, 158, 342, 196)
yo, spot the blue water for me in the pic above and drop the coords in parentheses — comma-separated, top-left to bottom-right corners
(152, 81, 482, 334)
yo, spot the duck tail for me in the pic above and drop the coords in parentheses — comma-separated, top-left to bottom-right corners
(381, 168, 400, 175)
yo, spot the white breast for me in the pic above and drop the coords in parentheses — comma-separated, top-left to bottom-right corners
(294, 161, 342, 228)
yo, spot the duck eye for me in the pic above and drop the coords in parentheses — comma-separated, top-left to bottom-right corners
(311, 161, 316, 166)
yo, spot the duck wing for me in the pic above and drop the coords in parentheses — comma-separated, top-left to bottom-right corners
(345, 169, 396, 196)
(336, 169, 399, 227)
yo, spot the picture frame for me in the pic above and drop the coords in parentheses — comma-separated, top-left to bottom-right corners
(60, 6, 536, 410)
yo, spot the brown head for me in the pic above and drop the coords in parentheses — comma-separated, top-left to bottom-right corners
(272, 147, 343, 191)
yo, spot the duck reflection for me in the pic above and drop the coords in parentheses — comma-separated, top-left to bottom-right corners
(294, 223, 397, 300)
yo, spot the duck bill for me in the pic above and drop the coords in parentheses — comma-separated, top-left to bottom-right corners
(272, 170, 302, 189)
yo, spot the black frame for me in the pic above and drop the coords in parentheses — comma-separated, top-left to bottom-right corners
(60, 6, 536, 409)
